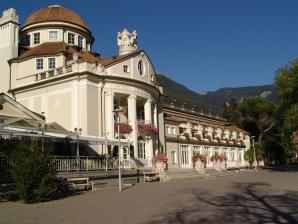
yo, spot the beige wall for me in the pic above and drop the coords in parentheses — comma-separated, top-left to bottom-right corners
(107, 53, 156, 87)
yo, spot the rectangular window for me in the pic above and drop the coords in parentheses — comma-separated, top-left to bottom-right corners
(33, 32, 40, 44)
(68, 32, 75, 45)
(171, 127, 176, 135)
(26, 35, 30, 45)
(166, 126, 170, 135)
(48, 58, 56, 69)
(171, 151, 177, 164)
(78, 35, 83, 48)
(36, 58, 43, 70)
(49, 31, 58, 40)
(123, 65, 129, 73)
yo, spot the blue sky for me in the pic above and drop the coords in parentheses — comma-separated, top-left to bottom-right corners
(2, 0, 298, 92)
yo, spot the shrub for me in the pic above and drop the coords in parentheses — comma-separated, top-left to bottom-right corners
(11, 142, 57, 203)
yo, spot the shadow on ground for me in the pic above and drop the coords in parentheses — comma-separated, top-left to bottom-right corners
(144, 182, 298, 224)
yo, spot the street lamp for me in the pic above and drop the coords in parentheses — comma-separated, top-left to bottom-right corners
(251, 136, 257, 171)
(113, 108, 123, 192)
(38, 123, 48, 153)
(74, 127, 82, 172)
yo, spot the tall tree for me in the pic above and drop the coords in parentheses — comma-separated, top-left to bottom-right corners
(238, 96, 277, 143)
(275, 58, 298, 156)
(222, 98, 241, 126)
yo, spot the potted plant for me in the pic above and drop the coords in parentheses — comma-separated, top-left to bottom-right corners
(205, 134, 212, 142)
(183, 132, 190, 140)
(215, 136, 221, 143)
(114, 123, 133, 135)
(138, 123, 158, 136)
(194, 133, 201, 141)
(219, 154, 227, 169)
(210, 152, 220, 168)
(153, 154, 168, 171)
(192, 153, 205, 169)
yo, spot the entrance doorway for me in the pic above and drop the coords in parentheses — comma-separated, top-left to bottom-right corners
(180, 145, 190, 168)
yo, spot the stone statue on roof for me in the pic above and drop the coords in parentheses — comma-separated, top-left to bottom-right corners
(117, 28, 138, 55)
(117, 28, 137, 48)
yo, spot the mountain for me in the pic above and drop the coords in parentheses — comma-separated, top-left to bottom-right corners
(156, 73, 280, 113)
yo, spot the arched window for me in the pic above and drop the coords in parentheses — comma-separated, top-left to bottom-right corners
(138, 60, 143, 76)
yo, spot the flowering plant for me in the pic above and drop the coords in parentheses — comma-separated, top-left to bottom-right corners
(114, 123, 133, 135)
(215, 136, 221, 143)
(219, 154, 227, 162)
(153, 154, 168, 163)
(194, 133, 201, 141)
(205, 134, 212, 141)
(138, 123, 158, 136)
(192, 154, 206, 163)
(210, 152, 220, 162)
(183, 132, 190, 140)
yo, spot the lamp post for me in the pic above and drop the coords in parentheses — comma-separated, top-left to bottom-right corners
(39, 123, 48, 153)
(74, 127, 82, 172)
(251, 136, 257, 171)
(113, 108, 123, 192)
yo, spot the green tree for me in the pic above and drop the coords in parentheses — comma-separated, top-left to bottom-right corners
(12, 142, 57, 203)
(275, 58, 298, 157)
(222, 98, 241, 126)
(239, 96, 277, 143)
(275, 59, 298, 108)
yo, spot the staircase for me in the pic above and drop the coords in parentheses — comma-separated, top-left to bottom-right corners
(164, 168, 237, 181)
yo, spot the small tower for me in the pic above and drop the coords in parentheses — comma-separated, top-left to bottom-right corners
(117, 28, 137, 55)
(0, 8, 19, 93)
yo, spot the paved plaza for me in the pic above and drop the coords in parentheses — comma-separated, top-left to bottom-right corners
(1, 170, 298, 224)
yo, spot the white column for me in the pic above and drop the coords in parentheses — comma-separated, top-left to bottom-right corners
(144, 99, 154, 166)
(153, 104, 157, 126)
(128, 94, 137, 158)
(144, 98, 152, 123)
(105, 91, 114, 138)
(71, 79, 79, 130)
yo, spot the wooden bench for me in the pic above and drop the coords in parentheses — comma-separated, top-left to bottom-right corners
(143, 171, 159, 182)
(67, 177, 94, 191)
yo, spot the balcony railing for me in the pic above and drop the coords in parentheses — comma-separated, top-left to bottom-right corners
(0, 156, 131, 173)
(35, 65, 73, 82)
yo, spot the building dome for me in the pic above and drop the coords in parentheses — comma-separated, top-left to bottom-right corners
(23, 5, 89, 31)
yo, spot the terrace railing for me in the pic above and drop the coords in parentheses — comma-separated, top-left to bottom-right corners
(53, 156, 131, 172)
(0, 156, 131, 173)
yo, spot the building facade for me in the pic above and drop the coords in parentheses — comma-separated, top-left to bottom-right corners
(0, 5, 160, 166)
(159, 106, 250, 169)
(0, 5, 250, 170)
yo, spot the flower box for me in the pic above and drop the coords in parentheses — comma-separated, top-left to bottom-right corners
(138, 123, 158, 136)
(114, 123, 133, 135)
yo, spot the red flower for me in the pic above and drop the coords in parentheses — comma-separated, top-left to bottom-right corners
(215, 136, 221, 142)
(219, 154, 227, 162)
(205, 135, 212, 141)
(114, 123, 133, 134)
(153, 154, 168, 163)
(194, 133, 201, 141)
(183, 132, 190, 140)
(138, 123, 158, 136)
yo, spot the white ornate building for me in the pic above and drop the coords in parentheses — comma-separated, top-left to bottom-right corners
(0, 5, 160, 166)
(0, 5, 250, 170)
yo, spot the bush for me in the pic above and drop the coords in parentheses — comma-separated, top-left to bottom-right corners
(11, 142, 57, 203)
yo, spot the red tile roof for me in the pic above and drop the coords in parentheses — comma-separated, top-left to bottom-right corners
(23, 5, 89, 31)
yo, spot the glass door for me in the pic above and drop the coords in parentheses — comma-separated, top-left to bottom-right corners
(180, 145, 189, 168)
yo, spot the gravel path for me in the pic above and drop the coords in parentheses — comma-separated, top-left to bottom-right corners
(1, 170, 298, 224)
